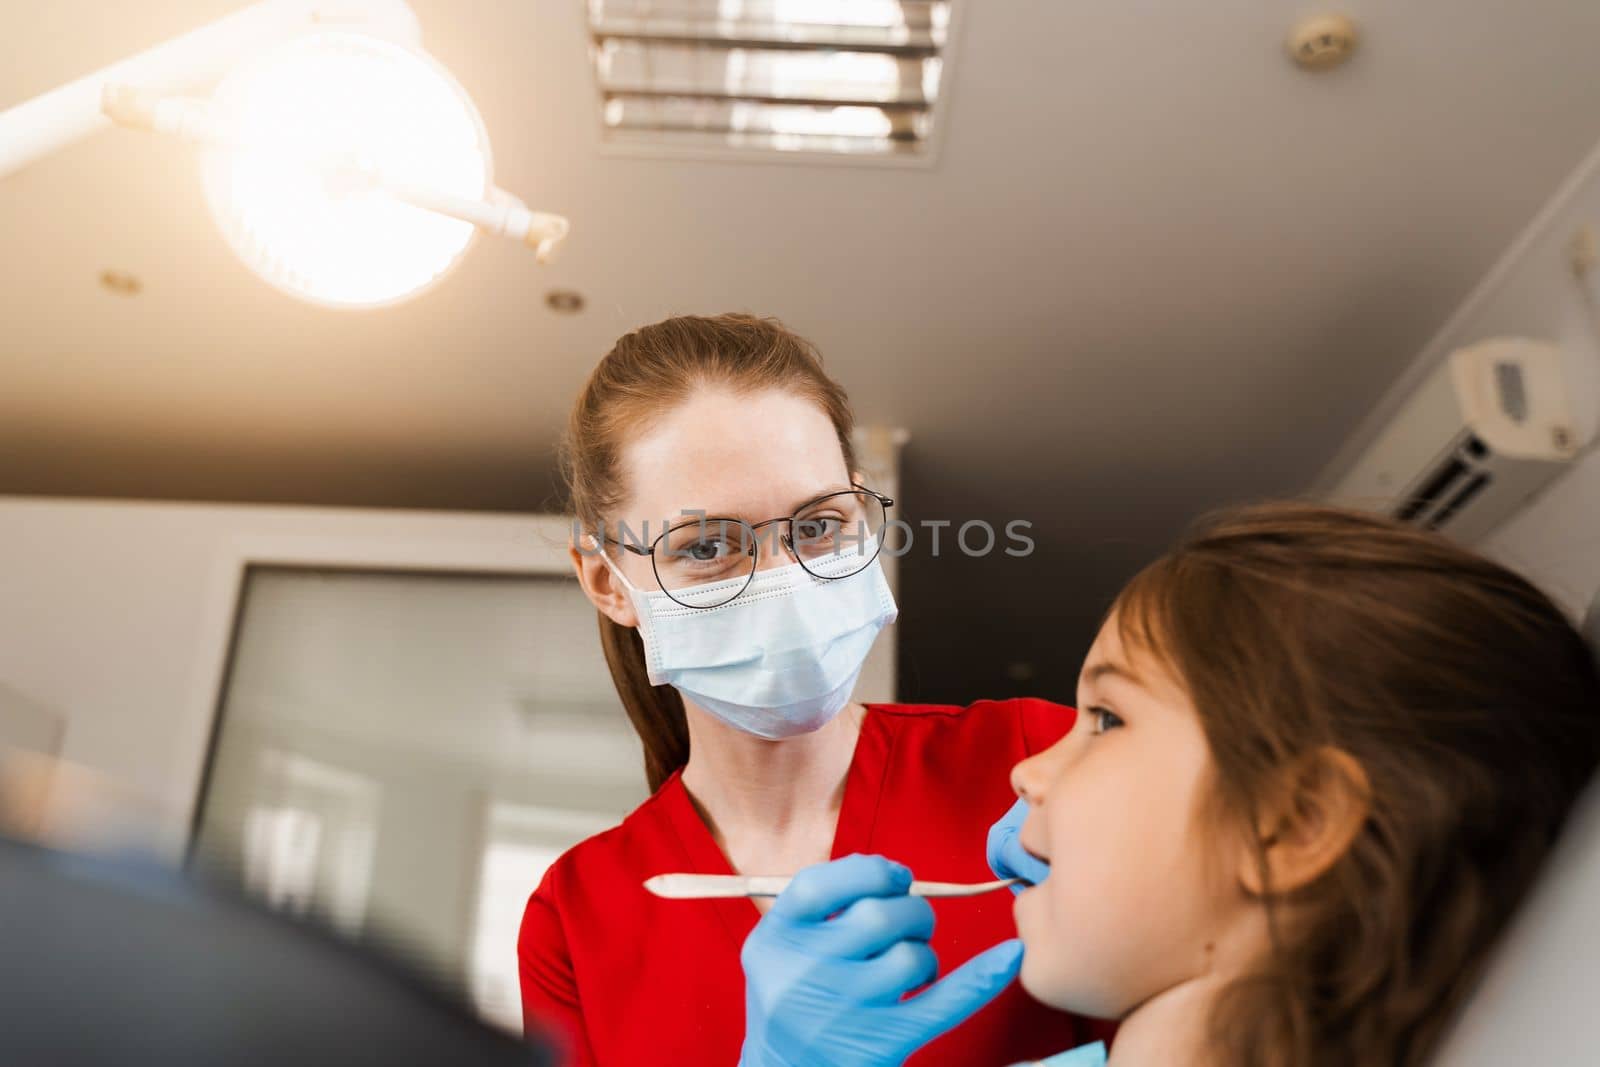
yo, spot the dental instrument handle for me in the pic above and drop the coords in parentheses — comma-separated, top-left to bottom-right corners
(643, 874, 1022, 900)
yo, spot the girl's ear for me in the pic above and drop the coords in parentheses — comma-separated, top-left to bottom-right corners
(1239, 747, 1371, 896)
(569, 537, 639, 628)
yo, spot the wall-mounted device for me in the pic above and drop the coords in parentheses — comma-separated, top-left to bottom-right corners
(1329, 338, 1594, 542)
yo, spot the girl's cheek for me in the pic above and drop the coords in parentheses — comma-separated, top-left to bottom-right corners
(1038, 794, 1098, 917)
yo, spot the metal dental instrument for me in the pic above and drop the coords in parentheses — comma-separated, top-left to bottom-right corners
(643, 874, 1023, 900)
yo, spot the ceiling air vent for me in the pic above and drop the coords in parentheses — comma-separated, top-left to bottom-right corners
(586, 0, 952, 158)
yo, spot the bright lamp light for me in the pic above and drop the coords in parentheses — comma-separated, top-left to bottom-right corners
(0, 1, 567, 310)
(202, 32, 490, 308)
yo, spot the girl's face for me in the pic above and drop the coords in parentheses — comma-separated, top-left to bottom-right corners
(1011, 612, 1261, 1018)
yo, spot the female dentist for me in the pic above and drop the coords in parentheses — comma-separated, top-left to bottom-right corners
(517, 313, 1093, 1066)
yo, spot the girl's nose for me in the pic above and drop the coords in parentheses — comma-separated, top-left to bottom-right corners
(1011, 750, 1049, 805)
(1010, 724, 1078, 804)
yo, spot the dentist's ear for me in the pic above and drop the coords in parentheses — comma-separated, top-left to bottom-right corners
(570, 534, 639, 628)
(1239, 746, 1370, 896)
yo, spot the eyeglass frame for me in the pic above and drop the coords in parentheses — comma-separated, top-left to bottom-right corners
(597, 483, 895, 609)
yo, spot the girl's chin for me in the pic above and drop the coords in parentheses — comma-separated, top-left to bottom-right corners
(1015, 949, 1078, 1015)
(1012, 893, 1098, 1015)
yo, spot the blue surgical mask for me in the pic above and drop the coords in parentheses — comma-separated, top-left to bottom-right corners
(598, 549, 898, 739)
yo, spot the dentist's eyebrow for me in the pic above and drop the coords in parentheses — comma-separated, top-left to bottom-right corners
(786, 482, 856, 513)
(674, 484, 858, 525)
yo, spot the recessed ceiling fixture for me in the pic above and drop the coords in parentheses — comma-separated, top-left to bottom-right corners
(98, 269, 143, 296)
(545, 289, 585, 313)
(1288, 13, 1359, 71)
(586, 0, 953, 158)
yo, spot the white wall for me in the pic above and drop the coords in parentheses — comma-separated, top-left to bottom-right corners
(0, 490, 901, 860)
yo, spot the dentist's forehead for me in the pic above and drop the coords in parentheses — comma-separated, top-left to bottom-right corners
(621, 387, 850, 520)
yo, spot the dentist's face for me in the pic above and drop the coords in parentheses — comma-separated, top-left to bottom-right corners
(1009, 612, 1247, 1018)
(580, 386, 854, 625)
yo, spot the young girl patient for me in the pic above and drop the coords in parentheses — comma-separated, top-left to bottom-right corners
(1008, 503, 1600, 1066)
(737, 503, 1600, 1067)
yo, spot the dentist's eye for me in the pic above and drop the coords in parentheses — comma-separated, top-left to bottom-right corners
(1088, 706, 1124, 735)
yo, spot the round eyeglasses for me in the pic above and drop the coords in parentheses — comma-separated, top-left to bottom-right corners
(601, 485, 893, 609)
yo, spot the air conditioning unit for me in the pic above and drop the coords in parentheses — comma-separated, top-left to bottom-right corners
(1330, 338, 1593, 542)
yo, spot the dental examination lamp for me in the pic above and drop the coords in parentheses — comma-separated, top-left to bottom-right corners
(0, 0, 569, 308)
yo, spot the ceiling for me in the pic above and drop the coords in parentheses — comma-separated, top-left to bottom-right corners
(4, 0, 1600, 705)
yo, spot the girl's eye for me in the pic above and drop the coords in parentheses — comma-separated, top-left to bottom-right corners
(1088, 706, 1124, 735)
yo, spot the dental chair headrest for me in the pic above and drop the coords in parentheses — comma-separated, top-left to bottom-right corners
(1428, 587, 1600, 1065)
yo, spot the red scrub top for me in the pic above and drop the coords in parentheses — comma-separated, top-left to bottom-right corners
(518, 699, 1102, 1066)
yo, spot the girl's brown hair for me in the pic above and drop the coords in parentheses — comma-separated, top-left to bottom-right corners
(560, 314, 857, 791)
(1113, 502, 1600, 1066)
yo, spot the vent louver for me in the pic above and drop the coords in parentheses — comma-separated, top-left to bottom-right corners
(1393, 433, 1496, 531)
(587, 1, 952, 157)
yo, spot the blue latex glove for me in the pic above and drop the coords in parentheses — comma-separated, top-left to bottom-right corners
(739, 854, 1025, 1067)
(986, 798, 1050, 894)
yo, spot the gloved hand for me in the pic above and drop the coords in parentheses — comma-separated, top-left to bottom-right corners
(738, 854, 1024, 1067)
(986, 798, 1050, 894)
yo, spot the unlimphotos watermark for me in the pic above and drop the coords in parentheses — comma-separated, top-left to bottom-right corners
(572, 513, 1035, 560)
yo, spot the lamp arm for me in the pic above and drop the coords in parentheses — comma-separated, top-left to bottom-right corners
(385, 183, 571, 263)
(96, 89, 571, 264)
(0, 0, 419, 182)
